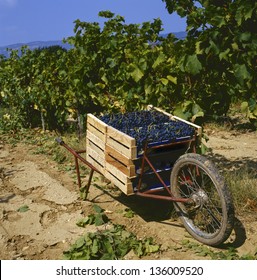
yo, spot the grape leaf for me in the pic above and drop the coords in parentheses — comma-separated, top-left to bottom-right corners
(17, 205, 29, 213)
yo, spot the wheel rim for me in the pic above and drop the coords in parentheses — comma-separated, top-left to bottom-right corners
(175, 163, 226, 239)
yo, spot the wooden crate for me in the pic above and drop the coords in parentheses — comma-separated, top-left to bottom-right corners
(86, 113, 137, 195)
(133, 144, 189, 191)
(147, 105, 202, 138)
(86, 106, 202, 196)
(105, 145, 136, 177)
(105, 127, 137, 195)
(86, 114, 107, 175)
(105, 162, 134, 195)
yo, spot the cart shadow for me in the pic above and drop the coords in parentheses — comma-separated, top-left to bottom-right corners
(91, 186, 248, 248)
(219, 217, 247, 249)
(91, 184, 185, 226)
(118, 193, 178, 223)
(199, 152, 255, 249)
(89, 184, 173, 220)
(117, 193, 248, 248)
(206, 152, 257, 174)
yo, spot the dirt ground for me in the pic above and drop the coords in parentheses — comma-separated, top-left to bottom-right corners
(0, 127, 257, 260)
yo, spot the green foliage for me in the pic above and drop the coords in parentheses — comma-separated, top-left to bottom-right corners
(63, 224, 160, 260)
(76, 205, 109, 227)
(0, 110, 25, 132)
(162, 0, 257, 120)
(64, 203, 160, 260)
(123, 208, 135, 218)
(241, 99, 257, 126)
(179, 240, 257, 260)
(65, 11, 172, 113)
(17, 205, 30, 213)
(1, 2, 257, 129)
(0, 46, 69, 130)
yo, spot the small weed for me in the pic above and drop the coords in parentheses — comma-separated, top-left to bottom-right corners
(17, 205, 30, 213)
(179, 240, 257, 260)
(123, 208, 135, 218)
(64, 204, 160, 260)
(64, 224, 160, 260)
(76, 204, 109, 227)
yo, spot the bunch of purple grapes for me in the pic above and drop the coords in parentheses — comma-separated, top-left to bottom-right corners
(99, 110, 195, 149)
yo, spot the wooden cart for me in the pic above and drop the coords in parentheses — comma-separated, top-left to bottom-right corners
(56, 105, 234, 246)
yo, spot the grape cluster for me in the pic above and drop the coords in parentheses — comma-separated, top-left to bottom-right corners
(99, 110, 195, 151)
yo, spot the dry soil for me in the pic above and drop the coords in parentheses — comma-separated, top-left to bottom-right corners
(0, 127, 257, 260)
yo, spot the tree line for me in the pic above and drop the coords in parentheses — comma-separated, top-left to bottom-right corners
(0, 1, 256, 131)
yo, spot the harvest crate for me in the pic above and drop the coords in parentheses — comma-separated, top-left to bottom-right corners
(86, 114, 107, 175)
(85, 106, 202, 195)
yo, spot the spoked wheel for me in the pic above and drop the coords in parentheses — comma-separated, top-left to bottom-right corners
(170, 153, 234, 246)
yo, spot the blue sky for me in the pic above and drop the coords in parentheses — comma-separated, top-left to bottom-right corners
(0, 0, 186, 47)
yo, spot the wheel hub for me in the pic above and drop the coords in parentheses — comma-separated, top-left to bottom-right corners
(191, 189, 209, 209)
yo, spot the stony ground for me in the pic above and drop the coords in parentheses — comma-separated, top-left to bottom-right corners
(0, 126, 257, 260)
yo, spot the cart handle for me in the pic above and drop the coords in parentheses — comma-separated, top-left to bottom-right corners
(55, 137, 64, 145)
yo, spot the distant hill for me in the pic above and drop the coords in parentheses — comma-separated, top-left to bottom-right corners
(161, 31, 187, 39)
(0, 32, 186, 58)
(0, 40, 72, 58)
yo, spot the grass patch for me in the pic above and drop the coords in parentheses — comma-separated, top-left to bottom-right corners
(224, 166, 257, 212)
(176, 240, 257, 260)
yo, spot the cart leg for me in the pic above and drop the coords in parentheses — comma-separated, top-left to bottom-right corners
(84, 169, 94, 199)
(75, 156, 94, 199)
(74, 156, 82, 189)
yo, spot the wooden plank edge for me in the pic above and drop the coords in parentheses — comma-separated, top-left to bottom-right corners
(106, 154, 136, 177)
(147, 104, 202, 137)
(86, 146, 105, 166)
(105, 170, 134, 195)
(86, 139, 105, 158)
(86, 130, 105, 150)
(107, 125, 136, 147)
(87, 113, 107, 133)
(107, 137, 138, 159)
(105, 144, 134, 166)
(86, 154, 105, 175)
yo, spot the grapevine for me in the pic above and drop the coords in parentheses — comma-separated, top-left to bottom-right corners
(1, 3, 256, 131)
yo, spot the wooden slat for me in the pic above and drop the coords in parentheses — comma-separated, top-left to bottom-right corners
(86, 146, 105, 166)
(105, 145, 134, 166)
(106, 162, 129, 182)
(106, 154, 136, 177)
(106, 144, 136, 177)
(86, 154, 105, 175)
(105, 169, 134, 195)
(107, 137, 137, 159)
(86, 138, 104, 158)
(107, 126, 136, 147)
(86, 130, 105, 150)
(87, 122, 106, 142)
(87, 114, 107, 142)
(87, 113, 107, 133)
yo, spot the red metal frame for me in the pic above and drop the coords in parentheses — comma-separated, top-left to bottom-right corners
(56, 138, 102, 198)
(135, 140, 193, 203)
(56, 137, 195, 203)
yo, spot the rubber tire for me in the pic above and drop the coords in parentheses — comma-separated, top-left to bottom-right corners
(170, 153, 234, 246)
